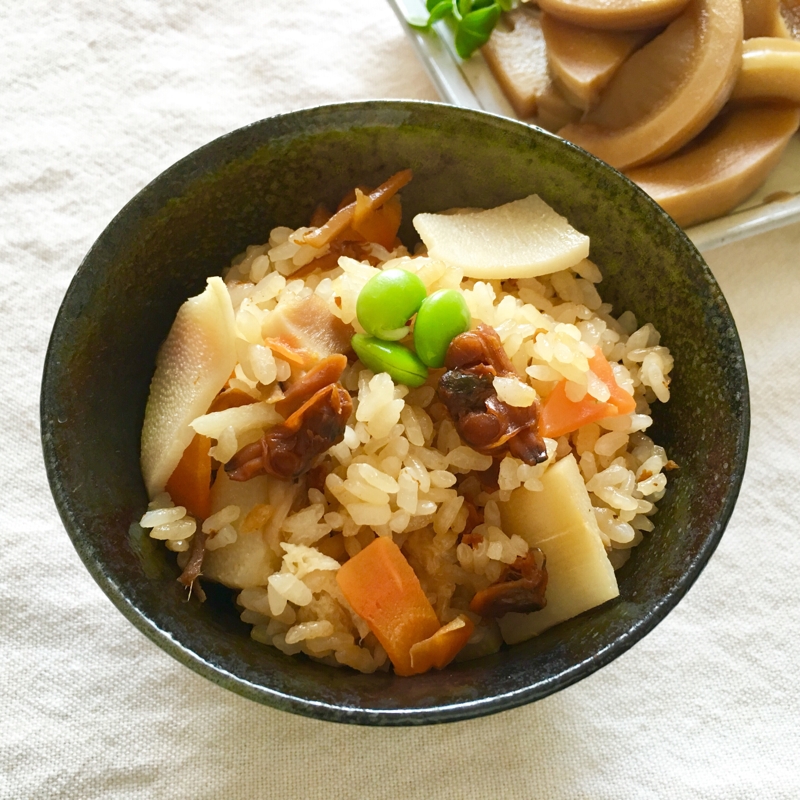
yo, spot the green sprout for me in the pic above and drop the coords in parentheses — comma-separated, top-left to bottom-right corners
(407, 0, 514, 59)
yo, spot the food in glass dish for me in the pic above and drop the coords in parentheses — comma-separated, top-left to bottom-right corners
(420, 0, 800, 226)
(138, 171, 674, 675)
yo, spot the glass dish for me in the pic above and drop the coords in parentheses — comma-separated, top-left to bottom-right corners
(387, 0, 800, 252)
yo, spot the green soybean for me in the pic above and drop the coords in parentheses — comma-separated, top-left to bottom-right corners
(356, 268, 427, 341)
(351, 334, 429, 388)
(413, 289, 472, 368)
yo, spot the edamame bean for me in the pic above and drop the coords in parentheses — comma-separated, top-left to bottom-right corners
(413, 289, 471, 368)
(351, 334, 429, 388)
(356, 268, 427, 341)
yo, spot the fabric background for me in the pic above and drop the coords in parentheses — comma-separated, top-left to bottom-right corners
(1, 1, 798, 798)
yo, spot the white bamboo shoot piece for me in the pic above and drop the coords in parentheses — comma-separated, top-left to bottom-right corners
(731, 37, 800, 104)
(541, 14, 656, 110)
(560, 0, 743, 170)
(498, 454, 618, 643)
(202, 470, 279, 588)
(412, 195, 590, 280)
(626, 105, 800, 227)
(141, 277, 236, 496)
(481, 7, 552, 118)
(537, 0, 691, 30)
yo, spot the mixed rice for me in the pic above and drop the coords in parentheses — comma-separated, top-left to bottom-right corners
(139, 177, 674, 675)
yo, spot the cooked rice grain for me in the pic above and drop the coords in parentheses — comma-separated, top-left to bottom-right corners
(142, 217, 675, 673)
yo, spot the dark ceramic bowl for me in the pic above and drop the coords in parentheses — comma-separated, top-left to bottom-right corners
(42, 101, 748, 725)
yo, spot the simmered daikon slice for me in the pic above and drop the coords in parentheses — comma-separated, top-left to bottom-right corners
(498, 454, 618, 643)
(412, 195, 590, 280)
(559, 0, 743, 169)
(141, 277, 236, 496)
(626, 105, 800, 227)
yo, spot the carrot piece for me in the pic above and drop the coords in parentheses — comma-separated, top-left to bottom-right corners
(539, 382, 615, 438)
(539, 347, 635, 438)
(408, 615, 475, 675)
(165, 433, 212, 520)
(336, 537, 440, 676)
(588, 347, 636, 414)
(352, 194, 403, 250)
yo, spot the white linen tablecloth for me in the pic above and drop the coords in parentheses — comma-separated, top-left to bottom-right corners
(1, 1, 798, 797)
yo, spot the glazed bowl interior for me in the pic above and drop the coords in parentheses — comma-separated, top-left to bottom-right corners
(42, 101, 748, 725)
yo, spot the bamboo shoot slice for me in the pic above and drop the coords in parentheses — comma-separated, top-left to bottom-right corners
(141, 277, 236, 497)
(559, 0, 743, 170)
(481, 7, 553, 118)
(535, 83, 583, 132)
(776, 0, 800, 38)
(731, 37, 800, 104)
(261, 293, 352, 363)
(412, 195, 590, 279)
(743, 0, 783, 37)
(497, 454, 618, 644)
(202, 470, 280, 588)
(537, 0, 690, 30)
(744, 0, 800, 38)
(541, 13, 658, 110)
(626, 105, 800, 227)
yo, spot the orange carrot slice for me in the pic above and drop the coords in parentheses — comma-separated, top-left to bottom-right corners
(588, 347, 636, 414)
(539, 381, 616, 438)
(408, 615, 475, 674)
(352, 194, 403, 250)
(165, 433, 212, 520)
(539, 347, 635, 438)
(336, 536, 440, 676)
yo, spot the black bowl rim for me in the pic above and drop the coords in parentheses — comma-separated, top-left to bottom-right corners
(41, 99, 750, 725)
